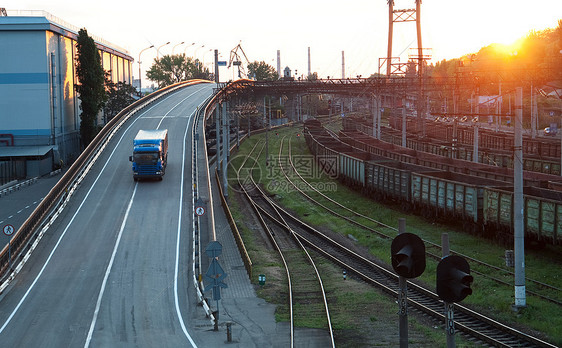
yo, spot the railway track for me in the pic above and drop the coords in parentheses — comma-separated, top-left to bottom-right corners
(229, 131, 559, 346)
(241, 136, 557, 347)
(278, 134, 562, 307)
(235, 140, 335, 348)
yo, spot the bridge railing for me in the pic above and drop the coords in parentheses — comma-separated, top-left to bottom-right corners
(0, 80, 209, 283)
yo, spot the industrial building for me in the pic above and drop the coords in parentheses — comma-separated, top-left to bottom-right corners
(0, 10, 134, 181)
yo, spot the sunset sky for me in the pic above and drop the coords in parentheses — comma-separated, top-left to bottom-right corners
(3, 0, 561, 84)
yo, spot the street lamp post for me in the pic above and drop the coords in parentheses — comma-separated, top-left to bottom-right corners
(184, 42, 195, 56)
(157, 41, 170, 59)
(202, 49, 213, 67)
(193, 45, 205, 69)
(172, 41, 185, 55)
(138, 44, 154, 96)
(155, 42, 170, 89)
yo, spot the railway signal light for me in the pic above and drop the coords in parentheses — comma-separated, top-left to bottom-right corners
(436, 255, 473, 303)
(391, 233, 426, 278)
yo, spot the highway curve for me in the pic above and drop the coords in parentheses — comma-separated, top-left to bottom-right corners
(0, 82, 215, 347)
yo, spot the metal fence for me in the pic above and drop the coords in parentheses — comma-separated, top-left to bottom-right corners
(0, 160, 25, 186)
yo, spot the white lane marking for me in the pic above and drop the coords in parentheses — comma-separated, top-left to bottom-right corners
(0, 93, 164, 335)
(156, 86, 210, 130)
(16, 210, 22, 214)
(84, 85, 209, 346)
(0, 84, 211, 343)
(7, 216, 12, 219)
(25, 206, 30, 209)
(84, 183, 138, 347)
(174, 109, 198, 347)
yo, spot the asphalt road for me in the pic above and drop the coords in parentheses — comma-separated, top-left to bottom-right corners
(0, 82, 215, 347)
(0, 173, 62, 248)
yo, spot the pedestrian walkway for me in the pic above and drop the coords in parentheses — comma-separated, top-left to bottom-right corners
(189, 162, 288, 347)
(190, 156, 335, 347)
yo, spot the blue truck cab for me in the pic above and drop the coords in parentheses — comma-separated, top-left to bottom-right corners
(129, 129, 168, 181)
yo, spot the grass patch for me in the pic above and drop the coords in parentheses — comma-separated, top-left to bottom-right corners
(228, 124, 562, 346)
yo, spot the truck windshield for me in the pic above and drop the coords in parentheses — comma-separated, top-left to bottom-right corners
(133, 152, 159, 164)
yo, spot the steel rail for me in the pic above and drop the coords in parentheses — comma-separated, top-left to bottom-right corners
(285, 133, 562, 305)
(301, 125, 562, 300)
(235, 141, 296, 346)
(263, 189, 557, 348)
(236, 139, 334, 348)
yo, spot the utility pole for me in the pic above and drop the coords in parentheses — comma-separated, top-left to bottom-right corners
(216, 104, 221, 179)
(514, 87, 526, 308)
(473, 93, 479, 163)
(402, 97, 407, 147)
(441, 233, 455, 348)
(341, 51, 345, 79)
(277, 50, 281, 78)
(264, 96, 269, 166)
(386, 0, 394, 77)
(214, 49, 219, 83)
(222, 102, 228, 196)
(307, 47, 311, 77)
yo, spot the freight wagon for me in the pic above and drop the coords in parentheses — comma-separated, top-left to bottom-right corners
(364, 159, 437, 208)
(345, 116, 562, 176)
(410, 171, 507, 235)
(305, 119, 562, 246)
(390, 114, 561, 159)
(484, 186, 562, 245)
(339, 129, 561, 187)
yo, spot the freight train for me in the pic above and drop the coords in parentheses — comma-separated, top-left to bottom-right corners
(360, 116, 562, 175)
(304, 119, 562, 246)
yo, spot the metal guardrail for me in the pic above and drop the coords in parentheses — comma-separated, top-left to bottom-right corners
(0, 177, 38, 198)
(214, 167, 253, 280)
(0, 80, 208, 283)
(192, 91, 218, 324)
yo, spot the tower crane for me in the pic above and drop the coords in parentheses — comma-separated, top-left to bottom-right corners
(228, 42, 250, 79)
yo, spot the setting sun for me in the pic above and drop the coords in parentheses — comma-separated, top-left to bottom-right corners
(490, 39, 525, 57)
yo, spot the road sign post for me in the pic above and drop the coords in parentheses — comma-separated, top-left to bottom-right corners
(3, 224, 14, 270)
(195, 206, 205, 216)
(204, 241, 228, 330)
(3, 224, 14, 236)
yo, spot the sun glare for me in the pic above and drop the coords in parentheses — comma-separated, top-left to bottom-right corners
(491, 38, 524, 57)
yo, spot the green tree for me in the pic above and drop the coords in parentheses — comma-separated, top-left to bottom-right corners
(104, 79, 137, 122)
(75, 28, 106, 148)
(146, 54, 211, 88)
(247, 61, 278, 81)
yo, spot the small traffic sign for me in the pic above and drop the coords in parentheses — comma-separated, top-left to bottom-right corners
(3, 224, 14, 236)
(195, 206, 205, 216)
(205, 241, 223, 258)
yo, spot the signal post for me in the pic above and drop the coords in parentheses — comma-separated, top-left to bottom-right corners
(391, 218, 426, 348)
(437, 233, 474, 347)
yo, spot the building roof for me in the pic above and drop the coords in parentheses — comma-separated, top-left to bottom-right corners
(0, 10, 133, 61)
(0, 145, 54, 158)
